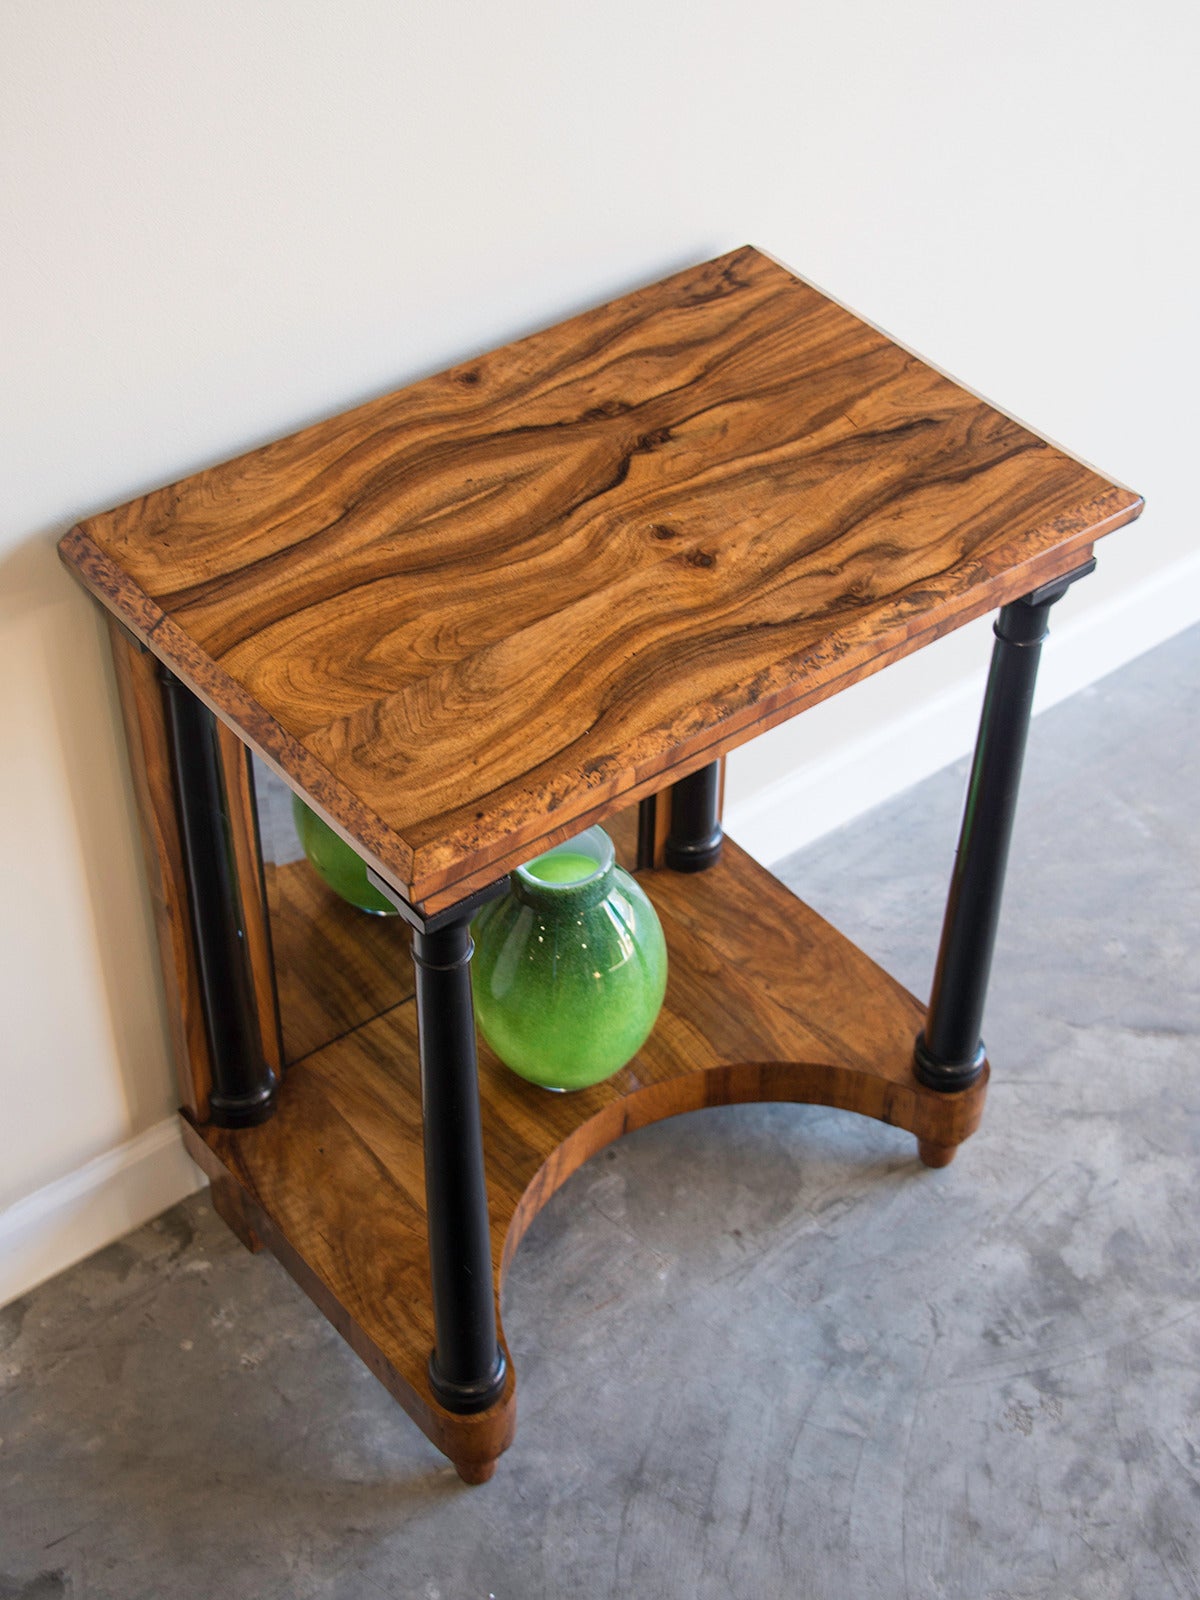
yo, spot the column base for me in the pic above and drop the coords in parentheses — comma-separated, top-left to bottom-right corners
(663, 833, 723, 872)
(207, 1083, 279, 1128)
(664, 761, 723, 872)
(913, 1033, 987, 1093)
(428, 1349, 508, 1416)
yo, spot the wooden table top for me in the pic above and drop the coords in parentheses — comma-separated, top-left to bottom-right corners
(60, 246, 1142, 912)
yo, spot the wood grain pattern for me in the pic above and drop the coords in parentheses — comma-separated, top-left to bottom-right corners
(61, 247, 1142, 913)
(107, 618, 212, 1120)
(187, 830, 985, 1479)
(209, 1172, 264, 1252)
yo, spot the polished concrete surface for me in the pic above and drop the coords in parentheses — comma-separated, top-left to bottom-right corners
(2, 625, 1197, 1599)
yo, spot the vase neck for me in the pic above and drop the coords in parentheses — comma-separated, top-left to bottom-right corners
(511, 864, 614, 912)
(512, 826, 616, 912)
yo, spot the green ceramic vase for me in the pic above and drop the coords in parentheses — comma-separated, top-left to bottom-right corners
(292, 795, 399, 916)
(471, 826, 667, 1092)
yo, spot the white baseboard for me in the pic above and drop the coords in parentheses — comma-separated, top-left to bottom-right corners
(0, 1117, 206, 1308)
(725, 548, 1200, 866)
(2, 553, 1196, 1311)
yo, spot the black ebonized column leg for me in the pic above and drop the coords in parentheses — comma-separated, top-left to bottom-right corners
(159, 669, 278, 1127)
(412, 915, 507, 1414)
(664, 760, 723, 872)
(636, 794, 659, 871)
(914, 561, 1095, 1091)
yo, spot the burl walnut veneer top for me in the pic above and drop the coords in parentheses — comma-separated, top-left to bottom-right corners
(60, 246, 1142, 911)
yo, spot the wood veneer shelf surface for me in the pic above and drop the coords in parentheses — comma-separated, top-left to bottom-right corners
(181, 834, 985, 1478)
(59, 246, 1142, 913)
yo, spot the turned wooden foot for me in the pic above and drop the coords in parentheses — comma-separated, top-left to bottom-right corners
(454, 1457, 497, 1485)
(210, 1175, 263, 1252)
(917, 1137, 958, 1169)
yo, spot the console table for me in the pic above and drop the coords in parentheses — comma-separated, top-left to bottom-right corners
(59, 247, 1142, 1482)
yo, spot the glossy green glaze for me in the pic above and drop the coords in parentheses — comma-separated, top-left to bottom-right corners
(471, 827, 667, 1092)
(292, 795, 399, 916)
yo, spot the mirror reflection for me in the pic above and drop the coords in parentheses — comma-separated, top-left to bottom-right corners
(250, 755, 412, 1066)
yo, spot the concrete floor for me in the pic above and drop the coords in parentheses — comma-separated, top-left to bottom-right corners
(2, 626, 1197, 1600)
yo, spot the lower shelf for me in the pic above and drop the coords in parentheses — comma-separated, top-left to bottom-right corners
(181, 834, 986, 1479)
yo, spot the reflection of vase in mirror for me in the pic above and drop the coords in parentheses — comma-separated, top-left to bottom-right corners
(292, 794, 399, 916)
(248, 756, 412, 1070)
(471, 826, 667, 1092)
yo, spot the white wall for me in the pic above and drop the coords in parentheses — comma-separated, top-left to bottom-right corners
(2, 0, 1196, 1303)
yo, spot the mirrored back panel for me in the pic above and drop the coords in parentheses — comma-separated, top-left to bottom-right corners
(250, 755, 413, 1067)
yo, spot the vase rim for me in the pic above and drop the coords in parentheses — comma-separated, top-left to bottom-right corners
(514, 825, 615, 898)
